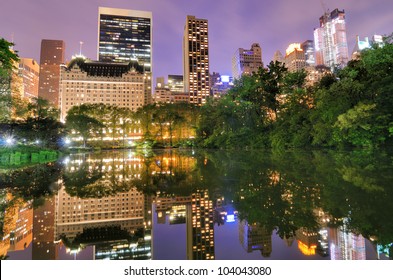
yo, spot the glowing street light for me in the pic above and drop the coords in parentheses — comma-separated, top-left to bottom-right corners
(5, 136, 15, 146)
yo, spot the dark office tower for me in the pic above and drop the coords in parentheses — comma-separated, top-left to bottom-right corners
(186, 190, 214, 259)
(98, 7, 152, 70)
(183, 15, 210, 105)
(38, 39, 65, 107)
(98, 7, 153, 104)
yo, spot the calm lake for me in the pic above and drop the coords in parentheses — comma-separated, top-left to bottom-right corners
(1, 149, 392, 260)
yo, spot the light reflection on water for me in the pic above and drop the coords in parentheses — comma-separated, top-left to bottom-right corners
(0, 149, 392, 260)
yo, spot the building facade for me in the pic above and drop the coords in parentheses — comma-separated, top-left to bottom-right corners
(314, 8, 349, 68)
(18, 58, 40, 101)
(98, 7, 152, 104)
(186, 190, 215, 260)
(38, 39, 65, 107)
(285, 43, 306, 72)
(232, 43, 263, 80)
(183, 15, 210, 105)
(301, 40, 316, 66)
(59, 58, 145, 121)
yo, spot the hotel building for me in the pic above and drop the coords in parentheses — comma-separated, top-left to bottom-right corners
(59, 58, 145, 121)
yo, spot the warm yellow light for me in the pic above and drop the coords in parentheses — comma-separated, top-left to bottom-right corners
(286, 43, 303, 55)
(297, 241, 317, 255)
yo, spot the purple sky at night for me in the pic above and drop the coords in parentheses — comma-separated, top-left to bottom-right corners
(1, 0, 392, 81)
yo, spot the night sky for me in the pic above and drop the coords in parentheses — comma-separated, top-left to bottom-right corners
(1, 0, 392, 80)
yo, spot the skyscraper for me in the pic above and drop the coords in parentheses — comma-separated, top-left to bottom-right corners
(18, 58, 40, 101)
(183, 15, 210, 105)
(38, 39, 65, 107)
(314, 8, 349, 68)
(284, 43, 306, 72)
(301, 40, 316, 66)
(98, 7, 152, 104)
(232, 43, 263, 79)
(186, 190, 215, 259)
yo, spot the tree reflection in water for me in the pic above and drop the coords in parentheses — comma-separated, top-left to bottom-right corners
(1, 149, 392, 259)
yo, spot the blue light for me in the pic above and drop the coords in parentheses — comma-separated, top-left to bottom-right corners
(226, 214, 235, 223)
(221, 75, 230, 83)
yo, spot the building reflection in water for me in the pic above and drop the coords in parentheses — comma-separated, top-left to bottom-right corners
(54, 153, 153, 260)
(33, 197, 60, 259)
(329, 218, 366, 260)
(239, 220, 272, 257)
(187, 190, 215, 260)
(0, 193, 33, 257)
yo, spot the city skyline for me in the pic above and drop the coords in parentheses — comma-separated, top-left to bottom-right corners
(1, 0, 392, 79)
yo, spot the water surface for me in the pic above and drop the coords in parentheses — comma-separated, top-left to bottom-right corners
(1, 149, 392, 260)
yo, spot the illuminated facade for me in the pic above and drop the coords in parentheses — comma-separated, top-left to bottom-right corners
(0, 196, 33, 256)
(305, 65, 331, 86)
(32, 197, 59, 260)
(329, 221, 366, 260)
(295, 228, 318, 256)
(210, 73, 234, 98)
(38, 39, 65, 107)
(301, 40, 315, 66)
(18, 58, 40, 101)
(153, 74, 188, 104)
(186, 190, 215, 259)
(168, 75, 184, 93)
(314, 8, 349, 68)
(98, 7, 152, 104)
(284, 43, 306, 72)
(183, 15, 210, 105)
(232, 43, 263, 79)
(54, 155, 147, 241)
(59, 58, 145, 121)
(239, 220, 272, 257)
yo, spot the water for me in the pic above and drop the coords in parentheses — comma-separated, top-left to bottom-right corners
(1, 149, 392, 260)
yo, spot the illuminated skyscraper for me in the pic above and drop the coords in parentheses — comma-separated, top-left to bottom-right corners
(301, 40, 316, 66)
(232, 43, 263, 79)
(314, 8, 349, 68)
(38, 39, 65, 107)
(284, 43, 306, 72)
(183, 15, 210, 105)
(186, 190, 215, 259)
(98, 7, 152, 104)
(18, 58, 39, 101)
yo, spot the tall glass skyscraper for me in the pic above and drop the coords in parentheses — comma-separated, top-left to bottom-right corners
(98, 7, 153, 104)
(314, 8, 349, 69)
(98, 7, 152, 72)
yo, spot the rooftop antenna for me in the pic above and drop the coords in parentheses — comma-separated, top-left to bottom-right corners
(79, 41, 84, 56)
(320, 0, 329, 14)
(10, 32, 14, 50)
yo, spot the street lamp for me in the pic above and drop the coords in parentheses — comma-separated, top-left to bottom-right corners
(5, 136, 15, 147)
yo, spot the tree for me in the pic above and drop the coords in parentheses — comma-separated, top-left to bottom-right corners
(0, 38, 19, 122)
(66, 114, 104, 147)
